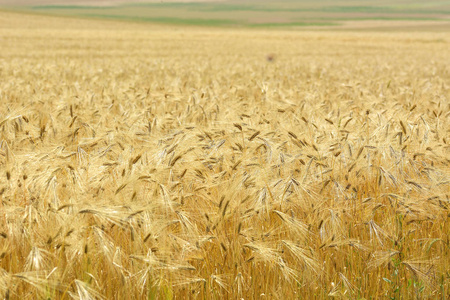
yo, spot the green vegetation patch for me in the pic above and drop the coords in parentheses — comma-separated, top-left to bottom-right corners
(31, 5, 111, 10)
(249, 21, 339, 27)
(80, 13, 237, 26)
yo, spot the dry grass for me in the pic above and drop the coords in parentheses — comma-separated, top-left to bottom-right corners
(0, 10, 449, 299)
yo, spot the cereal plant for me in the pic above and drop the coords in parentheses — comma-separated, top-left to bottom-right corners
(0, 10, 449, 299)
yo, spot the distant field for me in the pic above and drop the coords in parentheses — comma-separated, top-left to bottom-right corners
(0, 9, 449, 299)
(3, 0, 450, 29)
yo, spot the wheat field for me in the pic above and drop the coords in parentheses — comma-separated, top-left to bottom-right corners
(0, 10, 449, 299)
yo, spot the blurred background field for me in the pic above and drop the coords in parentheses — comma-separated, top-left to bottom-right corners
(2, 0, 450, 30)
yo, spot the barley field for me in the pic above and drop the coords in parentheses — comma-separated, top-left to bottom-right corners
(0, 10, 449, 299)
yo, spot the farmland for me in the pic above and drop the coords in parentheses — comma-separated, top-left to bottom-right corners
(0, 6, 449, 300)
(3, 0, 450, 29)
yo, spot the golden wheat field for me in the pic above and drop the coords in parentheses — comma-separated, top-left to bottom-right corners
(0, 10, 449, 299)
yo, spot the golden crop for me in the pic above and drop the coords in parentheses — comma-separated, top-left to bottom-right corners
(0, 11, 449, 299)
